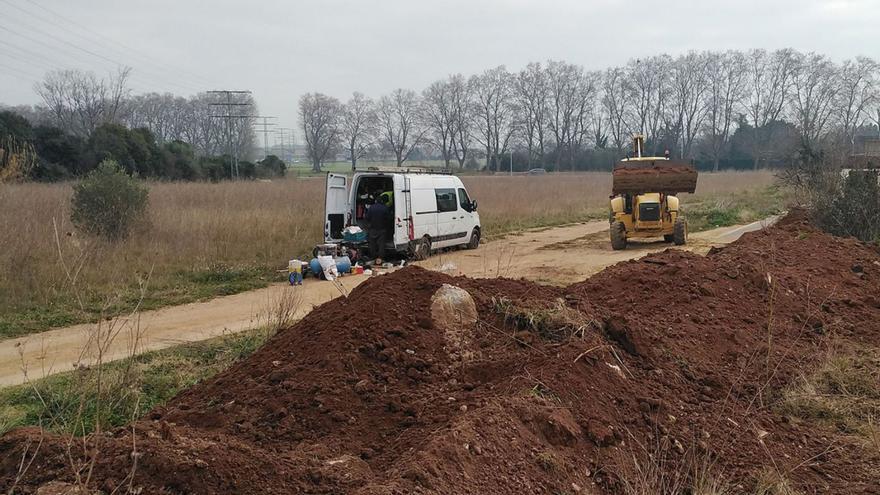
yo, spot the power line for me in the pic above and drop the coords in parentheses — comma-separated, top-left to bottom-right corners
(9, 0, 214, 89)
(0, 38, 79, 71)
(0, 20, 202, 94)
(0, 45, 63, 74)
(0, 0, 211, 89)
(0, 61, 42, 81)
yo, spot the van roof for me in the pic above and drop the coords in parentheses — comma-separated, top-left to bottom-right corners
(354, 166, 453, 175)
(353, 171, 460, 180)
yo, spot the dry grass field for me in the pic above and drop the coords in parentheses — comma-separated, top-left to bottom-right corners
(0, 171, 779, 337)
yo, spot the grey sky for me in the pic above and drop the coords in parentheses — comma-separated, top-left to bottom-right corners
(1, 0, 878, 136)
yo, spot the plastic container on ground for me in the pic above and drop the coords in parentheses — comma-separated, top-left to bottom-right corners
(334, 256, 352, 273)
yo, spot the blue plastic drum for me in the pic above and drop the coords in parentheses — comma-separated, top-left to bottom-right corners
(309, 258, 321, 277)
(334, 256, 352, 273)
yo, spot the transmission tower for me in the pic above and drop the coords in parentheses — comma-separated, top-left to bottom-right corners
(253, 116, 277, 159)
(208, 90, 254, 179)
(275, 127, 295, 163)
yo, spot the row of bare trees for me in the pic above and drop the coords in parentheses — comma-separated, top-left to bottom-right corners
(30, 69, 258, 160)
(34, 68, 132, 138)
(300, 49, 880, 172)
(123, 91, 257, 160)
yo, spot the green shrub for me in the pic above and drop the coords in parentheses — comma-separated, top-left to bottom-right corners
(815, 170, 880, 242)
(71, 159, 149, 241)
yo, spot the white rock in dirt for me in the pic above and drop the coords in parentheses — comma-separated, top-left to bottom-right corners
(431, 284, 478, 362)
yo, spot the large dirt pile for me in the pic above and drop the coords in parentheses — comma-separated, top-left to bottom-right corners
(4, 213, 880, 494)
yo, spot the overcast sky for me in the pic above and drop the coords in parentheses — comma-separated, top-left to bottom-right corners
(1, 0, 878, 137)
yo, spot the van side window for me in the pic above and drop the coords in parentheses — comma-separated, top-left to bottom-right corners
(458, 188, 471, 212)
(435, 188, 457, 212)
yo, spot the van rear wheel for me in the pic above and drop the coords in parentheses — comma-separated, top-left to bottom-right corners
(467, 228, 481, 249)
(410, 237, 431, 261)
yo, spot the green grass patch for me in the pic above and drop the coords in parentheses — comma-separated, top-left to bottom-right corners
(684, 185, 787, 232)
(0, 266, 281, 340)
(482, 207, 608, 241)
(0, 328, 271, 436)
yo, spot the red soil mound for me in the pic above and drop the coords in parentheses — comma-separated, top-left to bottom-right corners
(3, 214, 880, 494)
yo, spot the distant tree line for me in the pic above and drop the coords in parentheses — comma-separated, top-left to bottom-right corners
(300, 49, 879, 172)
(0, 68, 284, 182)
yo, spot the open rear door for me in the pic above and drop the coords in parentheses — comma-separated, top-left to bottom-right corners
(324, 173, 349, 242)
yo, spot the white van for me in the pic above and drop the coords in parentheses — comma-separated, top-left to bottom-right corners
(324, 171, 481, 259)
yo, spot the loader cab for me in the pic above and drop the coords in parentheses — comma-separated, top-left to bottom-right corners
(324, 171, 481, 259)
(634, 192, 663, 230)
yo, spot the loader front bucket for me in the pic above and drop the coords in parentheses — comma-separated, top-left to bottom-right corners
(612, 160, 698, 195)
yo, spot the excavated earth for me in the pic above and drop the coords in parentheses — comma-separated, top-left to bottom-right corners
(3, 212, 880, 494)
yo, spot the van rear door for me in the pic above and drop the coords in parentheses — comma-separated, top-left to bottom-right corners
(324, 173, 349, 242)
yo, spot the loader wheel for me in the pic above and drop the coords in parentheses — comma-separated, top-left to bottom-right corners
(610, 221, 627, 250)
(410, 236, 431, 261)
(673, 218, 687, 245)
(467, 228, 481, 249)
(663, 234, 674, 243)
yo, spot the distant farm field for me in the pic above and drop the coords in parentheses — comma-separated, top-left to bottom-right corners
(0, 170, 779, 337)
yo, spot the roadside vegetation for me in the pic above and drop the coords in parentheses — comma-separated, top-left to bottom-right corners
(0, 170, 780, 338)
(777, 343, 880, 449)
(685, 184, 787, 232)
(0, 328, 272, 436)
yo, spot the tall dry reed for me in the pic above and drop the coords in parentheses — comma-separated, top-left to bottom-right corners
(0, 171, 776, 317)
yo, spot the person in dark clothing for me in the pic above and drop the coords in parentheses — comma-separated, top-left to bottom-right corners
(365, 194, 390, 263)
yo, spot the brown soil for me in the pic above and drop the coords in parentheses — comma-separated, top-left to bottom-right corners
(4, 212, 880, 494)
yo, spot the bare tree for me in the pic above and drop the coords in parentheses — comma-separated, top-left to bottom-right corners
(470, 66, 515, 171)
(341, 92, 375, 171)
(422, 79, 456, 168)
(122, 92, 190, 143)
(299, 93, 342, 172)
(705, 51, 747, 171)
(571, 71, 601, 165)
(181, 93, 221, 156)
(835, 56, 879, 152)
(789, 52, 840, 151)
(377, 89, 426, 167)
(871, 85, 880, 139)
(624, 55, 671, 153)
(744, 49, 798, 168)
(546, 61, 597, 170)
(666, 52, 710, 158)
(513, 62, 549, 167)
(602, 66, 630, 152)
(448, 74, 472, 168)
(34, 67, 131, 137)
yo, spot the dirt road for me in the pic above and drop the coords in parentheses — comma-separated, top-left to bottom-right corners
(0, 218, 775, 387)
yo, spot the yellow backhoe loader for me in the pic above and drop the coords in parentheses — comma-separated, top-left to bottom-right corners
(609, 135, 698, 250)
